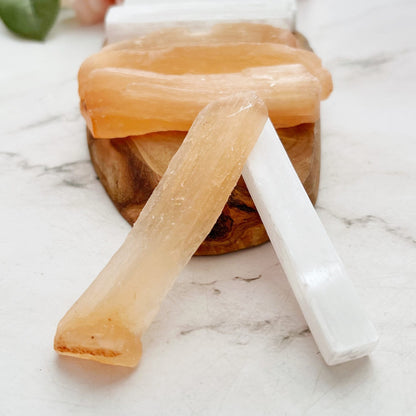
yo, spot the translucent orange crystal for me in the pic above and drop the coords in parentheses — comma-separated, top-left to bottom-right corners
(79, 42, 332, 99)
(54, 93, 268, 367)
(78, 22, 332, 139)
(81, 64, 320, 138)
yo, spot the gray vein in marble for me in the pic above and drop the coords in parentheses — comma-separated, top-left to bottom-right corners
(318, 206, 416, 246)
(43, 160, 97, 188)
(335, 54, 392, 70)
(8, 114, 63, 134)
(331, 46, 416, 72)
(179, 318, 311, 347)
(280, 328, 311, 344)
(0, 151, 18, 159)
(190, 280, 217, 286)
(233, 274, 262, 283)
(42, 160, 91, 174)
(190, 274, 262, 288)
(0, 152, 95, 188)
(180, 319, 273, 337)
(180, 323, 225, 336)
(328, 52, 416, 86)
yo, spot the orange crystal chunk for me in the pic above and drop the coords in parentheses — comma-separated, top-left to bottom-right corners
(79, 42, 332, 99)
(82, 64, 320, 138)
(78, 24, 332, 139)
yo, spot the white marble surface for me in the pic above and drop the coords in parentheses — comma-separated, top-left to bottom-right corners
(1, 0, 415, 414)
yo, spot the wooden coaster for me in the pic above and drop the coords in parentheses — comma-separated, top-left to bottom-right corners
(88, 121, 320, 255)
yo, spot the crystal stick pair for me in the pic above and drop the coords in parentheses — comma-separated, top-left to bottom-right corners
(55, 93, 377, 367)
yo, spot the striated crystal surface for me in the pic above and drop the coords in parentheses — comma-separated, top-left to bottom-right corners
(81, 64, 319, 138)
(54, 93, 268, 367)
(79, 42, 331, 98)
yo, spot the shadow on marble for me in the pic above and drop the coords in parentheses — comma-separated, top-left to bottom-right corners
(317, 355, 376, 386)
(54, 355, 136, 387)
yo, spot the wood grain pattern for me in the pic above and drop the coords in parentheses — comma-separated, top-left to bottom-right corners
(87, 121, 320, 255)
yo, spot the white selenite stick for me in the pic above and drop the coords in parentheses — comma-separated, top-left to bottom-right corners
(242, 119, 378, 365)
(105, 1, 297, 43)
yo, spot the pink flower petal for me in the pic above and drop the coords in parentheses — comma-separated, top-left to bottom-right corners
(72, 0, 124, 25)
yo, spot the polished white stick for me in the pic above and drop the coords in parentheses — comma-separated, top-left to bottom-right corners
(105, 1, 297, 43)
(243, 119, 378, 365)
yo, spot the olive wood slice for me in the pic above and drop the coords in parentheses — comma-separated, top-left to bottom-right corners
(87, 121, 320, 255)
